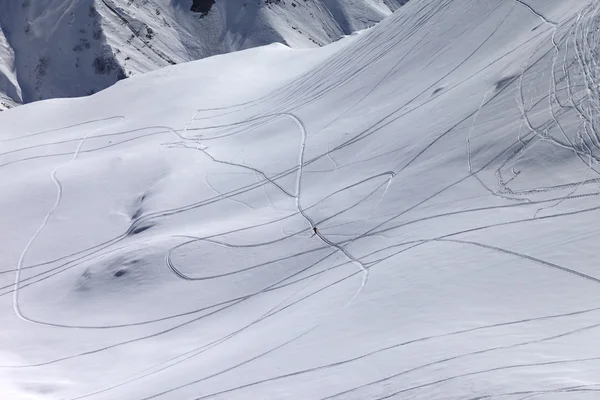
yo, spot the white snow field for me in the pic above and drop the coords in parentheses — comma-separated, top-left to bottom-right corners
(2, 0, 600, 399)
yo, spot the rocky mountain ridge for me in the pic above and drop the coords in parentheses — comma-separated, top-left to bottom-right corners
(0, 0, 407, 110)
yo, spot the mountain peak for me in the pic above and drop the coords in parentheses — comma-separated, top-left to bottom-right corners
(0, 0, 407, 108)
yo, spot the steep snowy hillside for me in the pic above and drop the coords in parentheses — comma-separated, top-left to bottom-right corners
(0, 25, 21, 110)
(2, 0, 600, 399)
(0, 0, 406, 110)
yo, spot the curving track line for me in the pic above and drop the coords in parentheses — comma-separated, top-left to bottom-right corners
(12, 128, 96, 324)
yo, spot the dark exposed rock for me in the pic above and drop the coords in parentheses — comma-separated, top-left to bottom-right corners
(495, 75, 517, 91)
(114, 268, 127, 277)
(190, 0, 215, 15)
(131, 207, 143, 220)
(129, 224, 154, 235)
(93, 54, 118, 74)
(92, 53, 127, 81)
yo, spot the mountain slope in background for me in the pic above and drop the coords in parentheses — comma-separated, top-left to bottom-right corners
(0, 0, 407, 110)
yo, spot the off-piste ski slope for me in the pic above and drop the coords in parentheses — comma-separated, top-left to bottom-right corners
(0, 0, 408, 109)
(1, 0, 600, 399)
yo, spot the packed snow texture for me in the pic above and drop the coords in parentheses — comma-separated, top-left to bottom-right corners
(0, 0, 406, 109)
(1, 0, 600, 399)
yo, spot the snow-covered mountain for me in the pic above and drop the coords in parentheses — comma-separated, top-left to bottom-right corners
(2, 0, 600, 399)
(0, 0, 406, 110)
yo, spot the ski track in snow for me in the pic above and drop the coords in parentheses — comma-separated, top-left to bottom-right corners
(12, 128, 97, 325)
(1, 0, 600, 399)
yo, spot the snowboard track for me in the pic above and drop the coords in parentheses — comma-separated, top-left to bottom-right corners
(2, 1, 600, 399)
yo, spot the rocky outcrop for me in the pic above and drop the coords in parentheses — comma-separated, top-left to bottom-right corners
(190, 0, 215, 15)
(0, 0, 127, 104)
(0, 0, 409, 108)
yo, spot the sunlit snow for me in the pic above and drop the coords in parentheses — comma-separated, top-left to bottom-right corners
(1, 0, 600, 399)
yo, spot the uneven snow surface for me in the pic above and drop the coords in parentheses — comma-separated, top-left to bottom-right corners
(1, 0, 600, 399)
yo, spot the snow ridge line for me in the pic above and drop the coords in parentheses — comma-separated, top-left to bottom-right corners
(13, 129, 94, 324)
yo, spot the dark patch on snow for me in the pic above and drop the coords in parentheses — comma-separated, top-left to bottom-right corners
(145, 26, 155, 40)
(131, 207, 143, 220)
(114, 268, 127, 277)
(495, 75, 517, 91)
(131, 192, 149, 220)
(190, 0, 215, 15)
(93, 54, 126, 79)
(75, 268, 93, 291)
(432, 87, 444, 95)
(129, 224, 154, 235)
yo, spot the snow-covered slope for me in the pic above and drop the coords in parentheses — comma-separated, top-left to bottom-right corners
(0, 0, 406, 110)
(2, 0, 600, 399)
(0, 25, 22, 110)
